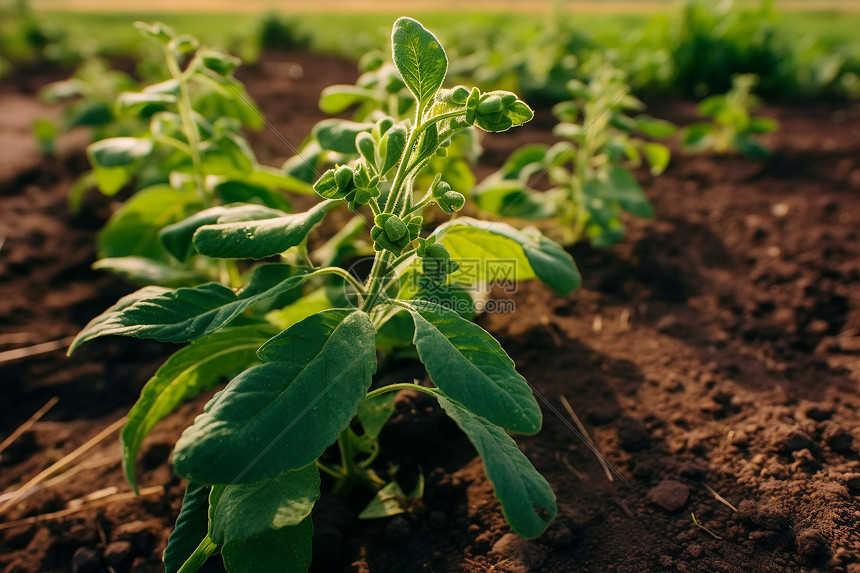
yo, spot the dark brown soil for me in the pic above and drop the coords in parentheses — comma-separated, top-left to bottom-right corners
(1, 51, 859, 573)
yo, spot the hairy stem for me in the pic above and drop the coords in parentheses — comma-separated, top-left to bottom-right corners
(163, 46, 210, 205)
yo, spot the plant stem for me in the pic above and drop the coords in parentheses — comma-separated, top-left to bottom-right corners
(163, 46, 210, 205)
(364, 382, 436, 402)
(316, 460, 346, 480)
(177, 535, 218, 573)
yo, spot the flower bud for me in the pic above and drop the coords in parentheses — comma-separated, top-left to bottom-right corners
(437, 190, 465, 214)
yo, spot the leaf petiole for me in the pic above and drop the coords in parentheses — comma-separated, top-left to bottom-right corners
(176, 535, 218, 573)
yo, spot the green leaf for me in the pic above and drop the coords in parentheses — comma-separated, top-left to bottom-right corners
(264, 287, 332, 330)
(747, 116, 778, 134)
(209, 464, 319, 545)
(192, 201, 331, 260)
(313, 119, 374, 154)
(159, 206, 231, 262)
(680, 123, 714, 149)
(435, 393, 557, 538)
(398, 270, 475, 320)
(586, 166, 654, 218)
(634, 115, 677, 139)
(215, 180, 293, 212)
(69, 265, 310, 351)
(391, 17, 448, 107)
(221, 518, 313, 573)
(319, 85, 376, 114)
(116, 91, 177, 115)
(357, 392, 396, 440)
(199, 134, 255, 178)
(245, 165, 314, 195)
(172, 310, 376, 484)
(405, 300, 540, 434)
(98, 185, 203, 261)
(471, 181, 556, 220)
(641, 142, 671, 176)
(359, 480, 408, 519)
(433, 218, 581, 296)
(163, 483, 210, 573)
(92, 257, 203, 287)
(87, 137, 154, 195)
(122, 325, 274, 491)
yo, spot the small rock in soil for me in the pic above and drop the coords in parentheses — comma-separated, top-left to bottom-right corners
(647, 480, 690, 513)
(71, 546, 101, 573)
(795, 529, 828, 562)
(779, 427, 814, 452)
(489, 533, 548, 573)
(384, 516, 410, 544)
(104, 541, 133, 569)
(617, 416, 651, 451)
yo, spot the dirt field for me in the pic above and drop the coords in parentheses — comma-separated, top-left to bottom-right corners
(1, 51, 859, 573)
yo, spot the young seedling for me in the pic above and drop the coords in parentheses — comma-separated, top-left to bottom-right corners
(76, 23, 312, 287)
(474, 60, 676, 247)
(70, 18, 580, 572)
(680, 73, 778, 159)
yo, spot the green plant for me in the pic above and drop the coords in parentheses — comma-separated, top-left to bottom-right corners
(474, 61, 675, 247)
(70, 18, 580, 572)
(37, 58, 139, 151)
(257, 12, 312, 52)
(75, 22, 311, 286)
(680, 73, 778, 159)
(668, 0, 790, 98)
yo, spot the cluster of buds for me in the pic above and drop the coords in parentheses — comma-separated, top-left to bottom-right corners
(370, 213, 422, 255)
(416, 236, 459, 284)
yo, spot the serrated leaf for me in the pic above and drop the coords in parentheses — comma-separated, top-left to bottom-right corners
(221, 518, 313, 573)
(69, 265, 309, 351)
(122, 325, 274, 491)
(192, 200, 331, 260)
(433, 218, 580, 296)
(405, 300, 540, 434)
(163, 483, 210, 573)
(391, 17, 448, 107)
(435, 393, 557, 538)
(172, 310, 376, 484)
(209, 464, 319, 545)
